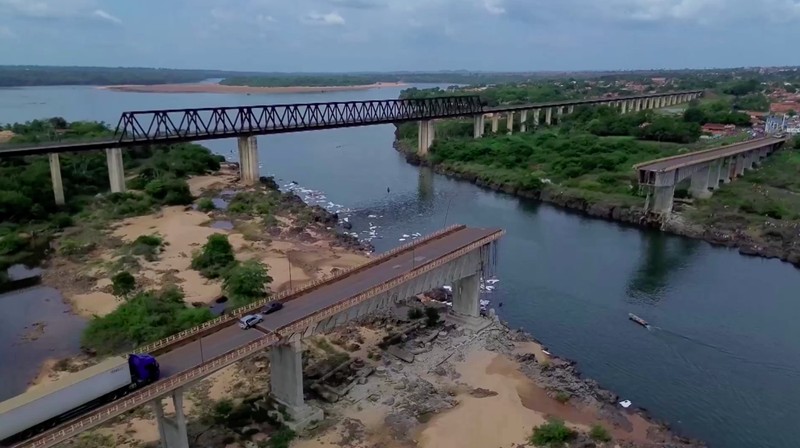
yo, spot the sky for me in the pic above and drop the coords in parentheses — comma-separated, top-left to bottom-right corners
(0, 0, 798, 72)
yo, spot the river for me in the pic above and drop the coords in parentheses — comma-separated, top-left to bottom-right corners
(1, 85, 799, 447)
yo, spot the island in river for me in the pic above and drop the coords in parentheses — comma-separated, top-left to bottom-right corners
(101, 81, 406, 95)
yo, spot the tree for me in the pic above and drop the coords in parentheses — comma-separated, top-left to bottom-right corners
(192, 234, 236, 278)
(788, 109, 797, 117)
(111, 271, 136, 299)
(224, 260, 272, 307)
(683, 107, 707, 124)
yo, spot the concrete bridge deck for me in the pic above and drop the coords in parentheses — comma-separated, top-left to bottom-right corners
(634, 136, 789, 214)
(10, 225, 503, 448)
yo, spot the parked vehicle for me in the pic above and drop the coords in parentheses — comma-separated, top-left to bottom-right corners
(0, 354, 160, 444)
(262, 302, 284, 315)
(239, 314, 263, 329)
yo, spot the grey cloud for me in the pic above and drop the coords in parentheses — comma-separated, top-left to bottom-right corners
(328, 0, 385, 9)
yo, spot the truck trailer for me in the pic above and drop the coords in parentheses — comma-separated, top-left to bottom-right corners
(0, 353, 160, 444)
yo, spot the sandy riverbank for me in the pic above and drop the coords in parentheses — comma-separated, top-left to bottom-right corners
(39, 168, 369, 319)
(101, 82, 406, 95)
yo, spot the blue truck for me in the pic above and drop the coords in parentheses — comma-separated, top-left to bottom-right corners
(0, 354, 160, 444)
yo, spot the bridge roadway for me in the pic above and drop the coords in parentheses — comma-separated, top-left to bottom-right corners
(485, 89, 704, 113)
(634, 136, 789, 174)
(12, 225, 502, 448)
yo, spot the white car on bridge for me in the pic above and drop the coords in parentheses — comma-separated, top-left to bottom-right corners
(238, 314, 263, 329)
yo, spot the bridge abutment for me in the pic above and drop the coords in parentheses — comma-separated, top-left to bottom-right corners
(105, 147, 126, 193)
(152, 389, 190, 448)
(48, 153, 65, 206)
(652, 185, 675, 215)
(270, 339, 323, 429)
(237, 136, 260, 184)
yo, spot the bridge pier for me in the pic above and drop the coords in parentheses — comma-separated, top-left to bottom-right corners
(733, 155, 746, 177)
(721, 158, 733, 183)
(652, 185, 675, 215)
(237, 136, 260, 184)
(533, 109, 541, 127)
(745, 151, 757, 170)
(507, 112, 514, 134)
(270, 339, 323, 429)
(708, 160, 723, 190)
(152, 389, 190, 448)
(417, 120, 435, 156)
(689, 165, 712, 199)
(491, 115, 499, 133)
(105, 147, 126, 193)
(473, 115, 485, 138)
(449, 272, 486, 331)
(621, 100, 628, 114)
(48, 153, 66, 206)
(545, 107, 553, 125)
(519, 110, 528, 132)
(567, 105, 574, 114)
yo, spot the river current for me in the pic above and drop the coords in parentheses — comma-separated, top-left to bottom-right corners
(1, 84, 799, 447)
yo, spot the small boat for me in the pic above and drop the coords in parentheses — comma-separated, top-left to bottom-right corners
(628, 313, 650, 328)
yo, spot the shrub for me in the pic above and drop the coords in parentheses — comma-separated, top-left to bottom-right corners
(144, 177, 193, 205)
(130, 234, 164, 261)
(111, 271, 136, 298)
(555, 391, 571, 404)
(224, 259, 272, 307)
(265, 428, 296, 448)
(407, 308, 424, 320)
(191, 234, 236, 278)
(51, 213, 74, 229)
(0, 233, 27, 256)
(589, 424, 612, 442)
(81, 286, 212, 355)
(530, 419, 576, 447)
(197, 197, 216, 212)
(424, 306, 441, 327)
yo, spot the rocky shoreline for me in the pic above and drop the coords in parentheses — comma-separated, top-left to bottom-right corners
(398, 143, 800, 269)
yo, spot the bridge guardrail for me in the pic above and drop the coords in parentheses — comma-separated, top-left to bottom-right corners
(134, 224, 467, 355)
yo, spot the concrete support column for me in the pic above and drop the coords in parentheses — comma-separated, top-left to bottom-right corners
(491, 115, 499, 133)
(519, 110, 528, 133)
(48, 153, 65, 206)
(105, 147, 126, 193)
(621, 100, 628, 114)
(690, 165, 712, 199)
(416, 120, 435, 156)
(507, 111, 514, 135)
(452, 273, 480, 318)
(557, 106, 564, 122)
(734, 155, 746, 177)
(721, 158, 733, 183)
(473, 115, 485, 139)
(709, 160, 723, 190)
(270, 339, 323, 428)
(745, 151, 757, 170)
(660, 96, 667, 107)
(652, 185, 675, 215)
(237, 136, 260, 184)
(533, 109, 541, 127)
(545, 107, 553, 125)
(568, 105, 574, 114)
(634, 99, 641, 112)
(152, 389, 190, 448)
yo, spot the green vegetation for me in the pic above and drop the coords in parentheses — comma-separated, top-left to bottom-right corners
(111, 271, 136, 299)
(197, 197, 216, 212)
(223, 260, 272, 308)
(530, 419, 577, 447)
(0, 119, 222, 277)
(81, 286, 212, 355)
(264, 428, 296, 448)
(683, 99, 752, 126)
(589, 424, 612, 442)
(0, 66, 260, 87)
(554, 391, 571, 404)
(192, 234, 236, 279)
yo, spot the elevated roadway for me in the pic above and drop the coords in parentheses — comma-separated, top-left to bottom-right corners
(11, 224, 504, 448)
(634, 136, 789, 214)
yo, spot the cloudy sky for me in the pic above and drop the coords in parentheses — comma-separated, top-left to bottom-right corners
(0, 0, 798, 72)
